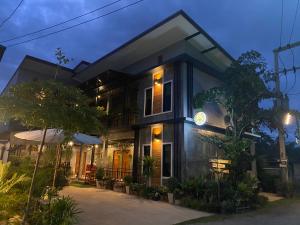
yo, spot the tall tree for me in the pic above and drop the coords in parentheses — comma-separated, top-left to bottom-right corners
(0, 80, 104, 224)
(194, 50, 276, 182)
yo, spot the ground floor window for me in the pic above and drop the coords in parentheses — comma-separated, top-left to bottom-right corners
(162, 143, 172, 177)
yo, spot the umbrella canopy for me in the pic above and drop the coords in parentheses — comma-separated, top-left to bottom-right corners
(13, 129, 101, 145)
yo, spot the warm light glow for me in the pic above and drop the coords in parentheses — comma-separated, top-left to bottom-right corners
(95, 144, 99, 148)
(194, 112, 207, 126)
(68, 141, 74, 146)
(97, 95, 101, 99)
(284, 113, 292, 125)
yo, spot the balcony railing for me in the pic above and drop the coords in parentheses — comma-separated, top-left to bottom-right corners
(104, 168, 132, 180)
(108, 112, 137, 129)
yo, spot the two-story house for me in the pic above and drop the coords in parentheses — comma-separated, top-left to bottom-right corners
(1, 11, 257, 186)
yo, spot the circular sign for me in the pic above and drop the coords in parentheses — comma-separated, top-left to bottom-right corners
(194, 112, 207, 126)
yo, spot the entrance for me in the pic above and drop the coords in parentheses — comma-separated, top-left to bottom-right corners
(112, 150, 132, 179)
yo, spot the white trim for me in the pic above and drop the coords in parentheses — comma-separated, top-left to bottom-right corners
(161, 142, 173, 183)
(143, 79, 173, 118)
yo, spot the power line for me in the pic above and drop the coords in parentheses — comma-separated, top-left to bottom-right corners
(0, 0, 122, 44)
(289, 0, 300, 43)
(6, 0, 145, 48)
(0, 0, 24, 29)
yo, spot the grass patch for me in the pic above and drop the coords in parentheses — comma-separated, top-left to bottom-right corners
(69, 181, 94, 188)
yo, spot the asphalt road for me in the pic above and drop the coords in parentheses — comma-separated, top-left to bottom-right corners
(190, 200, 300, 225)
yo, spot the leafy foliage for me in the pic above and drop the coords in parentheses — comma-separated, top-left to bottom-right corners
(194, 50, 275, 137)
(31, 196, 80, 225)
(0, 161, 27, 194)
(0, 79, 104, 134)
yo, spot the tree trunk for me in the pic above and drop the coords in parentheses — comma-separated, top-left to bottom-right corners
(22, 128, 47, 225)
(52, 145, 61, 188)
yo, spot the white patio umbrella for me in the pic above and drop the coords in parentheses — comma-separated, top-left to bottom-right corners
(13, 129, 101, 145)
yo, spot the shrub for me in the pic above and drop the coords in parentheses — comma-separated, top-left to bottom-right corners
(165, 177, 180, 193)
(123, 175, 133, 186)
(31, 196, 80, 225)
(95, 167, 105, 180)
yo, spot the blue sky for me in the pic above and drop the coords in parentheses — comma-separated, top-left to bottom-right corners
(0, 0, 300, 139)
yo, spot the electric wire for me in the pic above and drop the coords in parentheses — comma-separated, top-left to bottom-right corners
(6, 0, 145, 48)
(289, 0, 300, 43)
(0, 0, 24, 29)
(0, 0, 122, 44)
(280, 0, 284, 46)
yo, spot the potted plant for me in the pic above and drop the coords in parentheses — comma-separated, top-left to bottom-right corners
(166, 177, 179, 204)
(123, 175, 133, 194)
(95, 167, 105, 188)
(142, 156, 155, 187)
(174, 188, 183, 205)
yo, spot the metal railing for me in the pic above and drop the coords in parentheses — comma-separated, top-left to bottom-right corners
(104, 168, 132, 180)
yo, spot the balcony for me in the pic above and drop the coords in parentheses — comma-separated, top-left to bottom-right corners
(107, 112, 137, 129)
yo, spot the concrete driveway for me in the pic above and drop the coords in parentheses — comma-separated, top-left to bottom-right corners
(61, 186, 210, 225)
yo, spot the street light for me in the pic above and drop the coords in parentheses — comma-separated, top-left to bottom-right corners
(284, 113, 292, 125)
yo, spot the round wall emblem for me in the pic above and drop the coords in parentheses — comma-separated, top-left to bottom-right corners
(193, 112, 207, 126)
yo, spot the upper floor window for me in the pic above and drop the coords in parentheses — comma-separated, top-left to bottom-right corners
(144, 69, 172, 117)
(163, 81, 172, 112)
(144, 88, 152, 116)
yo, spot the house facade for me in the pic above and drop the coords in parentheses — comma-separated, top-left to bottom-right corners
(0, 11, 257, 186)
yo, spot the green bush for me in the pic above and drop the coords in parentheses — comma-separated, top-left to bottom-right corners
(95, 167, 105, 180)
(31, 196, 80, 225)
(123, 175, 133, 186)
(165, 177, 180, 193)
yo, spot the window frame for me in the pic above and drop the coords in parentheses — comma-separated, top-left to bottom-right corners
(142, 144, 152, 173)
(143, 80, 173, 117)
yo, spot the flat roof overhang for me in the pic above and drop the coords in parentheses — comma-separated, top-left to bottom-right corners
(75, 10, 234, 82)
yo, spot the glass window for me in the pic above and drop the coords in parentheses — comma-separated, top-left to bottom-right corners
(143, 145, 150, 157)
(163, 82, 171, 112)
(162, 144, 171, 177)
(145, 88, 152, 116)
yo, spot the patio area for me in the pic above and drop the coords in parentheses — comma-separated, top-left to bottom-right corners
(61, 186, 211, 225)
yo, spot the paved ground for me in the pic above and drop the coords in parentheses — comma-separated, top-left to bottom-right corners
(189, 200, 300, 225)
(61, 186, 210, 225)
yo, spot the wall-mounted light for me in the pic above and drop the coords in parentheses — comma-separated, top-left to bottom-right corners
(154, 77, 162, 85)
(194, 112, 207, 126)
(95, 144, 99, 148)
(68, 141, 74, 146)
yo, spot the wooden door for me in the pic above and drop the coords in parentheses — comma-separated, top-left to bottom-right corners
(122, 151, 131, 172)
(113, 151, 120, 178)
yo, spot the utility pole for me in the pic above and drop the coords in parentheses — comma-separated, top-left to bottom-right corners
(273, 40, 300, 183)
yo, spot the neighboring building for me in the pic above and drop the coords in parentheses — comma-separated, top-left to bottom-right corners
(0, 11, 257, 185)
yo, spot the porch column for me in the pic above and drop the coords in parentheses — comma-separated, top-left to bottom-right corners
(132, 128, 140, 182)
(173, 62, 183, 181)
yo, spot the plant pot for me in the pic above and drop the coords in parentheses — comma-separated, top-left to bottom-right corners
(96, 180, 101, 189)
(125, 186, 130, 194)
(167, 193, 174, 204)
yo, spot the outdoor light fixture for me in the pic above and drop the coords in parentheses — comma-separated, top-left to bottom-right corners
(68, 141, 74, 146)
(95, 144, 99, 148)
(194, 112, 207, 126)
(154, 77, 162, 85)
(284, 113, 292, 125)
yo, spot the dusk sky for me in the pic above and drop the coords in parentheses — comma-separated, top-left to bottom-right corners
(0, 0, 300, 139)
